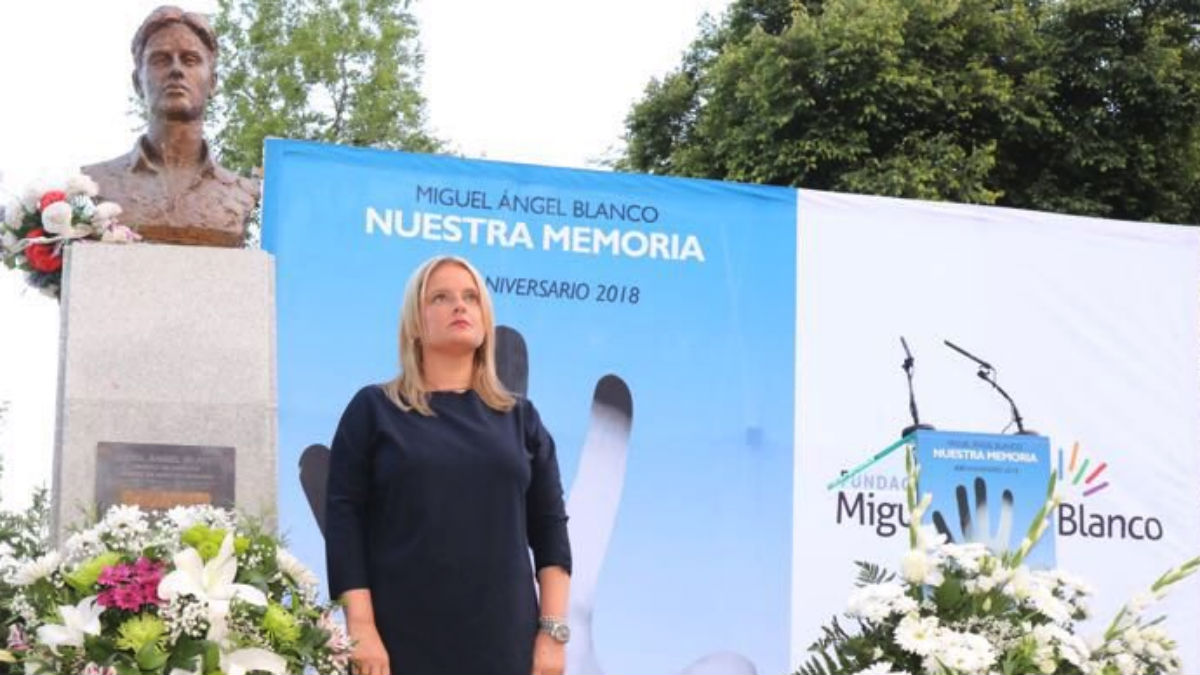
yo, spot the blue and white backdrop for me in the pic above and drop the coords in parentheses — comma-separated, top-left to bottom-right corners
(261, 139, 1200, 673)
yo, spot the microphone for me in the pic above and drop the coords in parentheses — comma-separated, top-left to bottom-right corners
(943, 340, 1036, 435)
(943, 339, 992, 371)
(900, 336, 915, 370)
(900, 337, 934, 437)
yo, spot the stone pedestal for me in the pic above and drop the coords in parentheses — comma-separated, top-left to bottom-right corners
(51, 241, 276, 539)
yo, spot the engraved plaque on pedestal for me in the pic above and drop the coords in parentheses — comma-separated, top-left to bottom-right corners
(96, 442, 236, 513)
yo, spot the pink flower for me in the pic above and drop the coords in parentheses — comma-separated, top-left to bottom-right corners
(98, 565, 132, 586)
(113, 586, 143, 611)
(100, 223, 141, 243)
(96, 558, 166, 610)
(6, 624, 28, 652)
(139, 581, 160, 603)
(133, 557, 164, 580)
(319, 611, 353, 669)
(97, 589, 116, 608)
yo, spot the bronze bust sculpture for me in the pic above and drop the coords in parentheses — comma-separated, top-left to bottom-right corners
(84, 6, 258, 247)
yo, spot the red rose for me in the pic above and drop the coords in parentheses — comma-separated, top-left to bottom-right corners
(23, 229, 62, 273)
(38, 191, 67, 211)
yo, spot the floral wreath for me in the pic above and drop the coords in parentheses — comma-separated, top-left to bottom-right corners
(2, 172, 140, 299)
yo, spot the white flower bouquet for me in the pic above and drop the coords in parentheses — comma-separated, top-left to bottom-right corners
(795, 449, 1199, 675)
(5, 505, 350, 675)
(1, 172, 139, 298)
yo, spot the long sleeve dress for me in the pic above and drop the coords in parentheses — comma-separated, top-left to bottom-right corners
(325, 385, 572, 674)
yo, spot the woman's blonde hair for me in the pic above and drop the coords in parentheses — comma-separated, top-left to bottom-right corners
(383, 255, 516, 416)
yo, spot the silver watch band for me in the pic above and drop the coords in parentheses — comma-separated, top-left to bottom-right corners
(538, 616, 570, 643)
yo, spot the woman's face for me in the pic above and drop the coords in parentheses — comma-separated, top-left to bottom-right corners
(420, 262, 485, 356)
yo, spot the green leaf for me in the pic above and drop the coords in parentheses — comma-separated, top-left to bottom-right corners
(203, 640, 222, 675)
(165, 636, 207, 673)
(212, 0, 443, 177)
(135, 643, 169, 671)
(853, 560, 895, 587)
(934, 576, 965, 611)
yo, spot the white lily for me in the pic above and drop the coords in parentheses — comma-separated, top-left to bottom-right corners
(167, 647, 287, 675)
(35, 596, 102, 651)
(158, 533, 267, 642)
(223, 647, 288, 675)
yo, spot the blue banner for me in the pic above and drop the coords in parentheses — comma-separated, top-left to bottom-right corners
(262, 139, 797, 674)
(914, 430, 1056, 568)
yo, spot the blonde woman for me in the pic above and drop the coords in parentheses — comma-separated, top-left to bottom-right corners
(325, 255, 572, 675)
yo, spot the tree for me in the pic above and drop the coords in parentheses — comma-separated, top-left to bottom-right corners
(618, 0, 1200, 224)
(211, 0, 441, 175)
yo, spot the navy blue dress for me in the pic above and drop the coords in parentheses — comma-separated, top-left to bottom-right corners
(325, 385, 572, 674)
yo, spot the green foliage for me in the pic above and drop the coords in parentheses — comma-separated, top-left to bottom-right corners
(0, 467, 48, 675)
(65, 552, 122, 593)
(796, 562, 909, 675)
(211, 0, 441, 174)
(161, 636, 207, 675)
(854, 561, 895, 587)
(795, 616, 863, 675)
(620, 0, 1200, 224)
(0, 477, 48, 565)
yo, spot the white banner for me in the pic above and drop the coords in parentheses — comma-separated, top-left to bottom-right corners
(791, 190, 1200, 669)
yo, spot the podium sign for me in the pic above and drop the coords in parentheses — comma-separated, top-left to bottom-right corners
(913, 429, 1055, 568)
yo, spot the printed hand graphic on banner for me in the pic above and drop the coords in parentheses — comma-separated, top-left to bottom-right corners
(496, 326, 628, 675)
(931, 477, 1014, 552)
(495, 326, 758, 675)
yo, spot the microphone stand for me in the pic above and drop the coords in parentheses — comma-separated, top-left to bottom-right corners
(943, 340, 1037, 435)
(900, 337, 934, 437)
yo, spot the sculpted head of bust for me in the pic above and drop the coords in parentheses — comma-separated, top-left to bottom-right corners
(83, 6, 258, 248)
(132, 7, 218, 124)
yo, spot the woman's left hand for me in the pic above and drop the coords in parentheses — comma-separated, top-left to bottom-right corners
(531, 631, 565, 675)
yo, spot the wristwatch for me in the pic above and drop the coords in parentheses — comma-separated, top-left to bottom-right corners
(538, 616, 571, 643)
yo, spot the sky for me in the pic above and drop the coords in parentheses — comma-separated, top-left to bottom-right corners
(0, 0, 733, 509)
